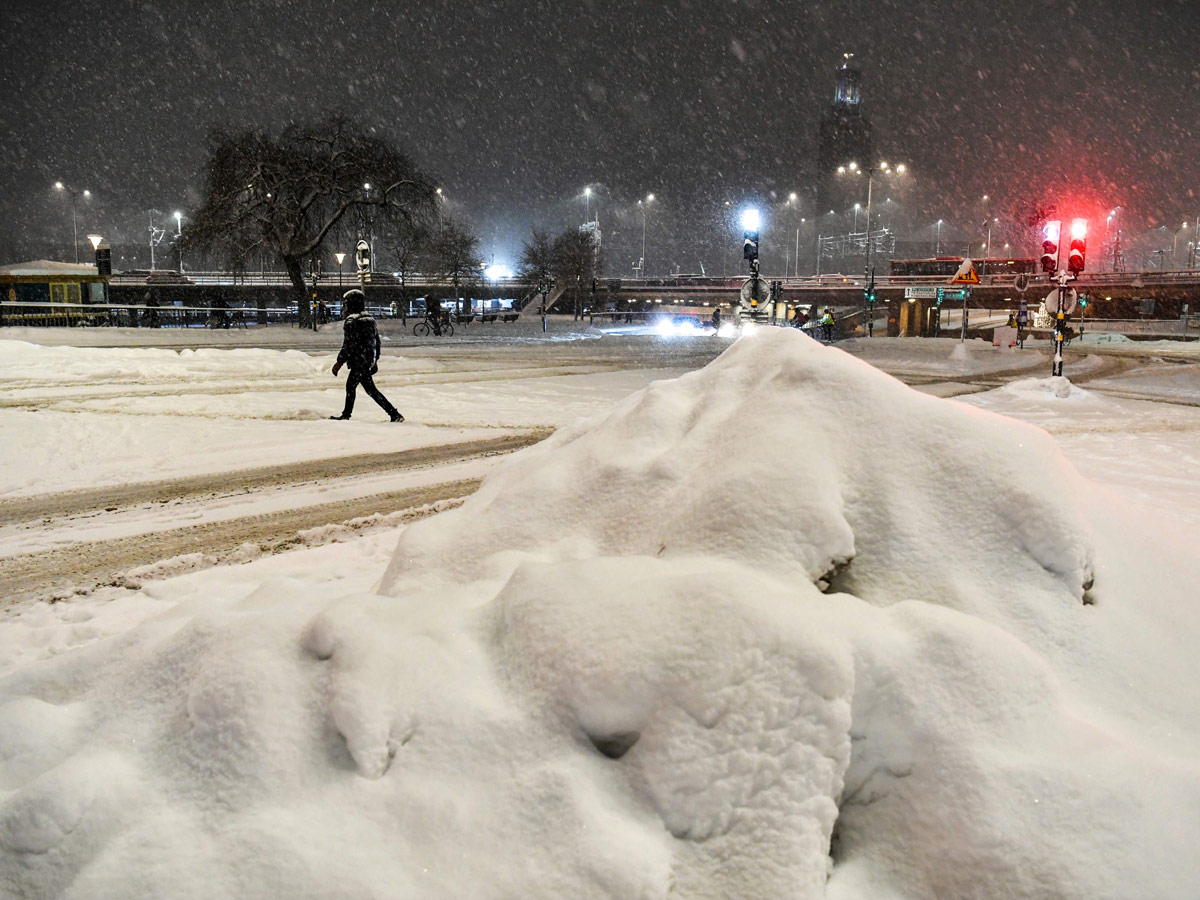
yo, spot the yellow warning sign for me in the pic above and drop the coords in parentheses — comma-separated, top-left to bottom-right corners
(952, 265, 979, 285)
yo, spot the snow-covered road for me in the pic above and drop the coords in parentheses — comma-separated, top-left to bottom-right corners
(3, 324, 1198, 606)
(2, 325, 1199, 899)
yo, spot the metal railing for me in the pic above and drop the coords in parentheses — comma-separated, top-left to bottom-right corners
(0, 301, 292, 328)
(101, 268, 1200, 295)
(0, 301, 532, 329)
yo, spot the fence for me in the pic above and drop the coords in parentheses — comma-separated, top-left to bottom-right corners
(0, 301, 297, 329)
(1077, 317, 1200, 337)
(0, 300, 525, 330)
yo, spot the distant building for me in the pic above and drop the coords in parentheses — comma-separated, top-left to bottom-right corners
(0, 259, 107, 325)
(816, 54, 873, 216)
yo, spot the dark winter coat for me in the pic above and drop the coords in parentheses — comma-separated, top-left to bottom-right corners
(337, 312, 381, 372)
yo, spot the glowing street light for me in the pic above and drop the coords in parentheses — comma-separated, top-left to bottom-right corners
(54, 181, 91, 263)
(174, 211, 184, 272)
(638, 193, 655, 277)
(740, 207, 761, 231)
(837, 160, 908, 276)
(87, 233, 103, 251)
(334, 251, 346, 287)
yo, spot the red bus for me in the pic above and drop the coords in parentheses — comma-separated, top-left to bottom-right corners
(889, 257, 1036, 277)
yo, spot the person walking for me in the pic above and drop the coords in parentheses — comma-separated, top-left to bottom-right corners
(330, 289, 404, 422)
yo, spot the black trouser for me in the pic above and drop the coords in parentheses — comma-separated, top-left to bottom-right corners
(342, 368, 399, 418)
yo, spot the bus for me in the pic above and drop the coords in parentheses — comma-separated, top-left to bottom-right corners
(889, 257, 1037, 278)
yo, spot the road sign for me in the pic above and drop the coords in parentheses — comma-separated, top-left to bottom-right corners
(1045, 287, 1077, 315)
(951, 262, 979, 284)
(904, 286, 941, 299)
(740, 278, 769, 306)
(903, 286, 970, 301)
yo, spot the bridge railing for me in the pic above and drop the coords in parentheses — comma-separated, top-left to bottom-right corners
(108, 271, 542, 289)
(0, 301, 296, 328)
(1079, 317, 1200, 336)
(104, 269, 1200, 293)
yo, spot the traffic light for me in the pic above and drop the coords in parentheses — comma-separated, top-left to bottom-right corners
(743, 230, 759, 261)
(1078, 296, 1088, 308)
(1067, 218, 1088, 274)
(1040, 220, 1061, 274)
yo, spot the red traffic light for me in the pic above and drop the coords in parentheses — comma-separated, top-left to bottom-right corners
(1067, 218, 1087, 274)
(1040, 220, 1061, 274)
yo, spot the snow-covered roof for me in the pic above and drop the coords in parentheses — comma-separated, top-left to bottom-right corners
(0, 259, 100, 277)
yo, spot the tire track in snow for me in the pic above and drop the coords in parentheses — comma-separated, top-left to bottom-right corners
(0, 430, 550, 526)
(0, 477, 482, 607)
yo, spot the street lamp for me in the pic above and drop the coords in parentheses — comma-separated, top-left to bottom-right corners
(639, 193, 655, 277)
(838, 160, 907, 279)
(334, 251, 346, 287)
(54, 181, 91, 263)
(173, 211, 184, 272)
(87, 233, 103, 251)
(784, 193, 801, 276)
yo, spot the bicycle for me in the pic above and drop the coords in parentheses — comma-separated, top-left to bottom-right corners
(413, 313, 453, 337)
(410, 312, 451, 336)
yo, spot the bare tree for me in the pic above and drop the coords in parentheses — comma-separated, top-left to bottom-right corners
(553, 227, 604, 319)
(426, 218, 483, 316)
(384, 221, 432, 289)
(188, 114, 437, 326)
(518, 228, 555, 284)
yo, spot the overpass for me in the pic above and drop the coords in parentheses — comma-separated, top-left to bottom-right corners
(107, 269, 1200, 323)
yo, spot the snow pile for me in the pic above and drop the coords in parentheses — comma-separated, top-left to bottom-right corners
(3, 329, 1199, 899)
(0, 339, 339, 386)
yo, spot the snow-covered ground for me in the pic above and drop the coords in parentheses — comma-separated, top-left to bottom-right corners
(2, 325, 1199, 898)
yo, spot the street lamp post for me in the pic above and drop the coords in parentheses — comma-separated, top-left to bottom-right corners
(54, 182, 90, 263)
(639, 193, 654, 278)
(335, 251, 346, 287)
(838, 160, 906, 285)
(1106, 207, 1124, 272)
(173, 211, 184, 272)
(785, 192, 799, 278)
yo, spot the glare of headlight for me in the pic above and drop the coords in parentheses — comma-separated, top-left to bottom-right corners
(740, 208, 761, 230)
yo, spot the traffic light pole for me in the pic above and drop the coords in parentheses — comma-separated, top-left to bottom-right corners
(1052, 269, 1069, 377)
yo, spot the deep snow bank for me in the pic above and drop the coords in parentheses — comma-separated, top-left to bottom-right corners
(3, 329, 1198, 899)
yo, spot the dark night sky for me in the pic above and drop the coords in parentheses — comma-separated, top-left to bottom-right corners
(2, 0, 1197, 274)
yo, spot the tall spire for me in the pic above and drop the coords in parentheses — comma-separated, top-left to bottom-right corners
(834, 52, 862, 111)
